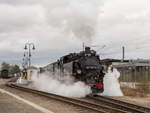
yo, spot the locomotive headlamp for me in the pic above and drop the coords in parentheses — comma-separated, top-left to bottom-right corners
(94, 76, 97, 80)
(77, 69, 81, 74)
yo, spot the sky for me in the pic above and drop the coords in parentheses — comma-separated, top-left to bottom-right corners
(0, 0, 150, 67)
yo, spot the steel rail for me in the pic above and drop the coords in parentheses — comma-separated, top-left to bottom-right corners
(6, 83, 128, 113)
(89, 95, 150, 113)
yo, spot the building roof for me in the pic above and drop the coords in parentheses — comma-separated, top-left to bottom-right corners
(101, 58, 150, 67)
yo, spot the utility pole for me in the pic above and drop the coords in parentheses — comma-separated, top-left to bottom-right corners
(122, 46, 125, 62)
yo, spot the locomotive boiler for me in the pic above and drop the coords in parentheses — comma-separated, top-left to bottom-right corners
(42, 47, 105, 94)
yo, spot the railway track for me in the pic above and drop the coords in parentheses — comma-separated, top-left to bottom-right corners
(87, 95, 150, 113)
(6, 83, 128, 113)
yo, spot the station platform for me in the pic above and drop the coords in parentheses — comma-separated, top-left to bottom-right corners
(0, 91, 43, 113)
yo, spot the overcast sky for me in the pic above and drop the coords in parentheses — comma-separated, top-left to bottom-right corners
(0, 0, 150, 67)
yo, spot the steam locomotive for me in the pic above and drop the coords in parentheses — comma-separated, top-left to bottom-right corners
(42, 47, 105, 94)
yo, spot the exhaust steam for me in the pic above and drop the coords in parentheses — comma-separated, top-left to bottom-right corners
(102, 66, 123, 96)
(28, 66, 123, 97)
(30, 71, 91, 98)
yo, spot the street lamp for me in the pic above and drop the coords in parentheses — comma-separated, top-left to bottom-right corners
(22, 51, 29, 69)
(24, 43, 35, 68)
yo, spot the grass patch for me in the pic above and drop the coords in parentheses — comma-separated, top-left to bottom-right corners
(121, 83, 150, 97)
(121, 86, 137, 96)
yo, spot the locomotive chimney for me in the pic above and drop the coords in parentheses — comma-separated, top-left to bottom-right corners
(85, 47, 91, 53)
(85, 47, 90, 51)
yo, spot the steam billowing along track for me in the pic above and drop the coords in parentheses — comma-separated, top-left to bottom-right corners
(7, 83, 127, 113)
(6, 83, 150, 113)
(41, 47, 105, 95)
(87, 96, 150, 113)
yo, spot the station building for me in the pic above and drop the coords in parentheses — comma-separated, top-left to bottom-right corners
(101, 59, 150, 84)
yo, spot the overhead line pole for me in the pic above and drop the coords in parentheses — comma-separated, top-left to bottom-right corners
(122, 46, 125, 62)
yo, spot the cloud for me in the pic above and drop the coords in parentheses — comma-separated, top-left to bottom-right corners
(0, 4, 45, 33)
(0, 0, 150, 66)
(0, 0, 40, 5)
(93, 0, 150, 59)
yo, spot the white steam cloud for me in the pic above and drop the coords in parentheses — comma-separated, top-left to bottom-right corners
(43, 0, 103, 45)
(30, 72, 91, 98)
(28, 66, 123, 97)
(102, 67, 123, 96)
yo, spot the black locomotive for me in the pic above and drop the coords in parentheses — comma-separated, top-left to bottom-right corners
(42, 47, 105, 94)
